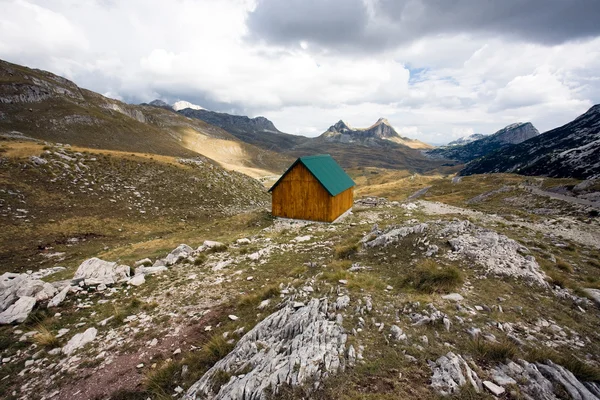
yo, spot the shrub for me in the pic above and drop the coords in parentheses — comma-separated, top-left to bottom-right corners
(32, 324, 59, 348)
(555, 258, 573, 273)
(194, 254, 207, 265)
(206, 244, 228, 254)
(334, 242, 359, 259)
(469, 338, 518, 363)
(404, 259, 463, 293)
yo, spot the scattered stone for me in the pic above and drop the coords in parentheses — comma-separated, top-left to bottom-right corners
(164, 244, 194, 265)
(62, 328, 97, 355)
(228, 315, 239, 321)
(390, 325, 407, 341)
(257, 299, 270, 310)
(293, 235, 311, 242)
(136, 363, 144, 369)
(128, 274, 145, 287)
(339, 280, 348, 285)
(236, 238, 251, 245)
(442, 293, 464, 302)
(483, 380, 505, 396)
(47, 285, 70, 308)
(134, 258, 152, 267)
(583, 288, 600, 306)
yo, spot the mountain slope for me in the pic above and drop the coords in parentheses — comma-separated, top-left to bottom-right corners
(447, 133, 487, 146)
(461, 105, 600, 179)
(426, 122, 539, 162)
(0, 59, 291, 177)
(177, 108, 309, 152)
(320, 118, 433, 149)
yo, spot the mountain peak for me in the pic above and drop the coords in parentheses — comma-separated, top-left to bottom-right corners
(374, 117, 391, 126)
(149, 99, 170, 108)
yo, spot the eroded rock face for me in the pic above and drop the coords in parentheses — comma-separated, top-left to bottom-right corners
(72, 258, 131, 285)
(363, 223, 429, 247)
(185, 298, 348, 400)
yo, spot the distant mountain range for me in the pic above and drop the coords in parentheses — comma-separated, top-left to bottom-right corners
(320, 118, 432, 149)
(426, 122, 540, 163)
(0, 59, 291, 177)
(461, 105, 600, 179)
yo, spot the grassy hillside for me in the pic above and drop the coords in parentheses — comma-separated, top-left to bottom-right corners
(0, 59, 291, 177)
(0, 139, 269, 273)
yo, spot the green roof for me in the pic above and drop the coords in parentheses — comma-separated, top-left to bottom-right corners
(269, 154, 355, 196)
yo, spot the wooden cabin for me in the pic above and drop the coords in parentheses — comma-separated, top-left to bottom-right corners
(269, 154, 355, 222)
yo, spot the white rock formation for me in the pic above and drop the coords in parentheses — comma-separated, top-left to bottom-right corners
(72, 258, 130, 285)
(164, 244, 194, 265)
(128, 274, 145, 286)
(0, 296, 36, 324)
(428, 352, 482, 395)
(184, 298, 348, 399)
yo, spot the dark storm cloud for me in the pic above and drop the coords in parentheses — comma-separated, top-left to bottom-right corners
(247, 0, 600, 51)
(246, 0, 369, 48)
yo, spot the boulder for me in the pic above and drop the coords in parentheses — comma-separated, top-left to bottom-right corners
(72, 258, 130, 285)
(62, 327, 97, 355)
(164, 244, 194, 265)
(134, 258, 152, 267)
(0, 296, 36, 324)
(390, 325, 407, 341)
(583, 288, 600, 306)
(0, 273, 28, 311)
(128, 274, 145, 286)
(184, 298, 347, 400)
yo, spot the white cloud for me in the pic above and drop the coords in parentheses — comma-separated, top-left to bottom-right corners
(0, 0, 598, 145)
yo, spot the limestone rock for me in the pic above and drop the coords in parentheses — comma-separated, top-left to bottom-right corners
(128, 274, 145, 286)
(184, 298, 347, 400)
(483, 380, 505, 396)
(62, 327, 97, 355)
(0, 296, 36, 324)
(72, 258, 130, 285)
(583, 288, 600, 306)
(429, 352, 481, 395)
(442, 293, 464, 302)
(164, 244, 194, 265)
(363, 223, 429, 248)
(135, 265, 168, 276)
(47, 285, 70, 308)
(390, 325, 406, 341)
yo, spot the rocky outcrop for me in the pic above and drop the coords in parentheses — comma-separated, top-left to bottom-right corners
(428, 352, 482, 395)
(362, 223, 428, 247)
(185, 298, 348, 400)
(72, 258, 131, 285)
(446, 221, 548, 286)
(0, 272, 62, 323)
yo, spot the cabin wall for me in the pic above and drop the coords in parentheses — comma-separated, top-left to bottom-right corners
(271, 163, 333, 222)
(329, 186, 354, 221)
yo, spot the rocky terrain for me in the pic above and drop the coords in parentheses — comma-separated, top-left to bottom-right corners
(1, 161, 599, 399)
(426, 122, 540, 163)
(462, 105, 600, 179)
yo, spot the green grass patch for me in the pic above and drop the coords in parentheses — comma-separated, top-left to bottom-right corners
(402, 259, 463, 294)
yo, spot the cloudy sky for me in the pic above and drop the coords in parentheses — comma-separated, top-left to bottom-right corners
(1, 0, 599, 144)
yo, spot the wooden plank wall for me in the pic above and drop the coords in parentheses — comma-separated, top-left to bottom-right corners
(271, 163, 353, 222)
(329, 186, 353, 221)
(272, 163, 332, 221)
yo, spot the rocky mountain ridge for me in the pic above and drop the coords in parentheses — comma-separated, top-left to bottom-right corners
(426, 122, 540, 163)
(462, 104, 600, 179)
(448, 133, 488, 146)
(321, 117, 433, 149)
(0, 59, 290, 177)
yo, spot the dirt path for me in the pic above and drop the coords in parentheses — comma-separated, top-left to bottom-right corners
(416, 200, 600, 249)
(524, 185, 600, 209)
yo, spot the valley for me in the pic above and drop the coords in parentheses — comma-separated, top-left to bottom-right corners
(1, 57, 600, 400)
